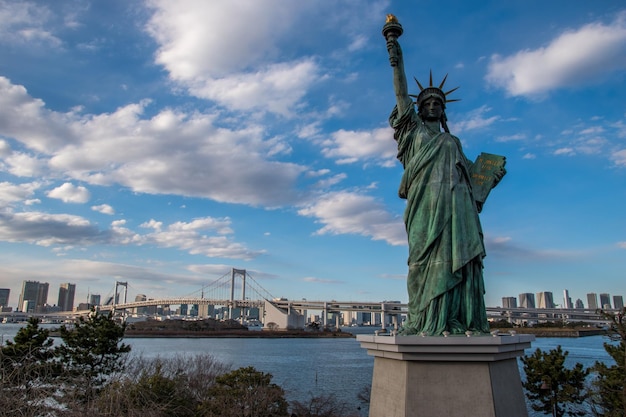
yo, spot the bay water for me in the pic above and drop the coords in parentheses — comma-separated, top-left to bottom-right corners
(0, 323, 617, 416)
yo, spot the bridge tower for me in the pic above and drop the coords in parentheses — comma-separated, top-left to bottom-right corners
(114, 281, 128, 313)
(230, 269, 247, 323)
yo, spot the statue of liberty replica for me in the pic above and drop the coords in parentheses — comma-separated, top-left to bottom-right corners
(383, 14, 506, 336)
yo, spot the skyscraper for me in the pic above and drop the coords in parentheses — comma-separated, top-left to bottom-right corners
(562, 289, 572, 309)
(575, 299, 584, 309)
(536, 292, 555, 309)
(89, 294, 101, 306)
(587, 293, 598, 310)
(599, 293, 612, 309)
(518, 293, 535, 309)
(613, 295, 624, 310)
(36, 283, 49, 313)
(57, 283, 76, 312)
(502, 297, 517, 309)
(0, 288, 9, 307)
(18, 280, 47, 313)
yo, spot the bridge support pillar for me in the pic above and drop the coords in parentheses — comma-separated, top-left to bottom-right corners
(357, 333, 534, 417)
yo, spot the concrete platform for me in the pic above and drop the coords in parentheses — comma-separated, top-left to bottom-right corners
(357, 333, 534, 417)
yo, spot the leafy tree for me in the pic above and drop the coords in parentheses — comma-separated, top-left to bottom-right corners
(591, 308, 626, 417)
(522, 345, 589, 417)
(199, 366, 289, 417)
(55, 309, 131, 399)
(0, 318, 60, 417)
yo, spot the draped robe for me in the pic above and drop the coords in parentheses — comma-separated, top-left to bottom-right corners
(390, 104, 490, 335)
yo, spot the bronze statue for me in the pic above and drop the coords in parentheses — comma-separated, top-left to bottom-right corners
(383, 15, 505, 336)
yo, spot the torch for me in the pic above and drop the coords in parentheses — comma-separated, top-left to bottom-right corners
(382, 14, 403, 67)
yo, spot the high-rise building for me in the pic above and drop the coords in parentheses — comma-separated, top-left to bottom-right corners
(18, 280, 49, 313)
(562, 289, 572, 309)
(518, 293, 535, 309)
(0, 288, 10, 307)
(502, 297, 517, 309)
(89, 294, 101, 306)
(613, 295, 624, 310)
(575, 299, 584, 309)
(536, 292, 555, 309)
(587, 293, 598, 310)
(38, 283, 49, 313)
(600, 293, 612, 309)
(57, 283, 76, 311)
(134, 294, 148, 315)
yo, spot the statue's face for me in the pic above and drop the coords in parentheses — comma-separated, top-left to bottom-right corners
(419, 97, 444, 121)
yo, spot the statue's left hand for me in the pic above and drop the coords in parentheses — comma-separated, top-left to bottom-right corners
(493, 167, 507, 187)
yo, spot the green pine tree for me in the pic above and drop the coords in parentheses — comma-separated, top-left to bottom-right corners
(591, 308, 626, 417)
(0, 317, 60, 417)
(522, 345, 589, 417)
(55, 309, 131, 400)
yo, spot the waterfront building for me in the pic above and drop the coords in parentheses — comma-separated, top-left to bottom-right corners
(562, 289, 572, 309)
(77, 302, 90, 310)
(18, 280, 49, 313)
(536, 291, 555, 309)
(502, 297, 517, 309)
(197, 304, 214, 318)
(575, 299, 584, 309)
(89, 294, 101, 306)
(600, 293, 612, 309)
(57, 283, 76, 311)
(0, 288, 9, 307)
(518, 293, 535, 308)
(179, 304, 188, 316)
(134, 294, 148, 315)
(614, 295, 624, 310)
(587, 293, 598, 310)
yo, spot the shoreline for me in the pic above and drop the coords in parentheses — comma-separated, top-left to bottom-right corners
(492, 328, 606, 338)
(121, 327, 607, 339)
(123, 329, 355, 339)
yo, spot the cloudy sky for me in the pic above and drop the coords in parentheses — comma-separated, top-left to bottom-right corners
(0, 0, 625, 310)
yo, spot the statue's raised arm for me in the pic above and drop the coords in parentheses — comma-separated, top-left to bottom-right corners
(383, 15, 412, 116)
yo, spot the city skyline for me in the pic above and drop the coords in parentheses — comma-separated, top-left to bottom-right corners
(3, 278, 625, 312)
(0, 2, 625, 309)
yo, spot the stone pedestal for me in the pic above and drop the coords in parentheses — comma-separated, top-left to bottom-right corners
(357, 333, 534, 417)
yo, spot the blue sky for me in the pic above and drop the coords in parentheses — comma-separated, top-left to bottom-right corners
(0, 0, 625, 310)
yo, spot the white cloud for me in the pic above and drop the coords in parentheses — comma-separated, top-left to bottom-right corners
(0, 0, 62, 47)
(0, 181, 40, 205)
(145, 0, 301, 79)
(139, 217, 264, 260)
(486, 12, 626, 96)
(47, 182, 90, 203)
(451, 106, 499, 133)
(190, 60, 321, 116)
(298, 191, 406, 246)
(144, 1, 325, 116)
(91, 204, 115, 215)
(302, 276, 343, 284)
(554, 148, 575, 156)
(0, 77, 306, 207)
(0, 208, 262, 260)
(611, 149, 626, 167)
(496, 133, 526, 143)
(322, 127, 397, 166)
(0, 210, 101, 246)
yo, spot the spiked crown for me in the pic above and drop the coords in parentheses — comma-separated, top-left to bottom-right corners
(409, 71, 460, 109)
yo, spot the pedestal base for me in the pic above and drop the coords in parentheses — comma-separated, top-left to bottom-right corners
(357, 333, 534, 417)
